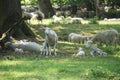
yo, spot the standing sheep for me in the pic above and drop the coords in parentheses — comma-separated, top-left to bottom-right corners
(86, 29, 119, 47)
(68, 33, 88, 44)
(44, 27, 58, 56)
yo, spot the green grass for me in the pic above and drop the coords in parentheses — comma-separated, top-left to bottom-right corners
(0, 19, 120, 80)
(0, 56, 120, 80)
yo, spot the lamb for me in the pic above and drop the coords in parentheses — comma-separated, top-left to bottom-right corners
(90, 46, 107, 57)
(86, 29, 119, 47)
(85, 40, 107, 57)
(44, 27, 58, 56)
(76, 47, 85, 56)
(68, 33, 88, 44)
(5, 40, 42, 53)
(42, 41, 49, 55)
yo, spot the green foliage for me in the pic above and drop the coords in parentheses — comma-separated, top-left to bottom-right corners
(21, 0, 37, 5)
(89, 16, 99, 24)
(90, 66, 115, 78)
(51, 0, 69, 6)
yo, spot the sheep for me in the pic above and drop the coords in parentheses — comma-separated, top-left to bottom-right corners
(52, 15, 64, 23)
(5, 40, 42, 53)
(31, 10, 45, 23)
(42, 41, 49, 56)
(44, 27, 58, 56)
(14, 48, 24, 53)
(90, 46, 107, 57)
(21, 5, 44, 24)
(68, 33, 89, 44)
(85, 40, 107, 57)
(86, 29, 119, 47)
(76, 47, 85, 56)
(66, 16, 83, 23)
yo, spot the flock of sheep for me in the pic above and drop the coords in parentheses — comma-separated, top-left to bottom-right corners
(4, 25, 119, 57)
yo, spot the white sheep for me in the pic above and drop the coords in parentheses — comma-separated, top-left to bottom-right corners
(86, 29, 119, 47)
(76, 47, 85, 56)
(66, 16, 83, 23)
(52, 15, 64, 23)
(42, 41, 49, 56)
(68, 33, 88, 44)
(14, 48, 24, 53)
(5, 40, 42, 53)
(85, 40, 107, 57)
(90, 46, 107, 57)
(44, 27, 58, 56)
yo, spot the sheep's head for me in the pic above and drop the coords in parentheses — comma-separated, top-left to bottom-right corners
(78, 47, 83, 51)
(85, 40, 93, 48)
(45, 27, 50, 34)
(102, 52, 107, 57)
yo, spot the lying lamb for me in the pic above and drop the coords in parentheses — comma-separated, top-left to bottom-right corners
(44, 27, 58, 56)
(90, 46, 107, 57)
(5, 40, 42, 53)
(68, 33, 88, 44)
(76, 47, 85, 56)
(86, 40, 107, 57)
(86, 29, 119, 47)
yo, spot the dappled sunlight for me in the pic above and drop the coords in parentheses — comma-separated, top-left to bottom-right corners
(53, 26, 65, 32)
(99, 20, 120, 25)
(0, 61, 24, 66)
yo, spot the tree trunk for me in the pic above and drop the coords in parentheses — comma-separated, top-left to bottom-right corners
(0, 0, 35, 39)
(38, 0, 55, 18)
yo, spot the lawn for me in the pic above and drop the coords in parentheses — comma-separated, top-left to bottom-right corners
(0, 19, 120, 80)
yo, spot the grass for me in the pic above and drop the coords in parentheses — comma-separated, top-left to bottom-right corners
(0, 19, 120, 80)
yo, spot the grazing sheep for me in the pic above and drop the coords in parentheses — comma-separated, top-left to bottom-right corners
(68, 33, 88, 44)
(5, 40, 42, 53)
(76, 47, 85, 56)
(44, 27, 58, 56)
(52, 15, 64, 23)
(86, 29, 119, 47)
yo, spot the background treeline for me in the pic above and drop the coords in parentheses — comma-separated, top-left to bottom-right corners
(21, 0, 120, 19)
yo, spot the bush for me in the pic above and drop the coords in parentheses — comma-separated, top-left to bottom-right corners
(89, 16, 98, 24)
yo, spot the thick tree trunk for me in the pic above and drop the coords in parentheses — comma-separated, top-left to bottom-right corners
(0, 0, 35, 39)
(38, 0, 55, 18)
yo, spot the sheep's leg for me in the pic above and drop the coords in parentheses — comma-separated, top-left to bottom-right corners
(45, 46, 49, 56)
(48, 45, 51, 56)
(53, 45, 57, 56)
(90, 51, 95, 57)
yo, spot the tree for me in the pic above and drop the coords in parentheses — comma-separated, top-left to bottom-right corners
(38, 0, 55, 18)
(0, 0, 35, 39)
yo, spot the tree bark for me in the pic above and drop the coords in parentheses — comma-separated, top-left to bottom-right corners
(38, 0, 55, 18)
(0, 0, 35, 39)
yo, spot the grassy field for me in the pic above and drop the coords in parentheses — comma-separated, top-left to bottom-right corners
(0, 19, 120, 80)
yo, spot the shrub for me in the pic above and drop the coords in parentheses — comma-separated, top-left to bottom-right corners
(89, 16, 98, 24)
